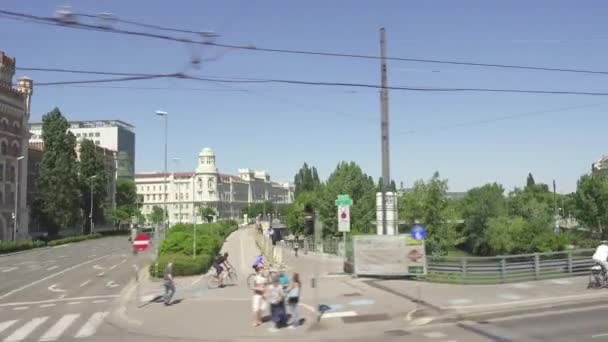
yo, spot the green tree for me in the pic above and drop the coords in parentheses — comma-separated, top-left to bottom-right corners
(461, 183, 507, 255)
(485, 215, 527, 255)
(199, 207, 216, 223)
(78, 139, 107, 233)
(319, 162, 376, 235)
(399, 172, 458, 255)
(286, 191, 318, 235)
(105, 207, 131, 229)
(148, 205, 165, 226)
(526, 173, 536, 188)
(574, 173, 608, 238)
(37, 108, 81, 236)
(116, 178, 137, 211)
(294, 163, 321, 197)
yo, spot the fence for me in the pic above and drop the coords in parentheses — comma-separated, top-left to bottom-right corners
(425, 249, 595, 284)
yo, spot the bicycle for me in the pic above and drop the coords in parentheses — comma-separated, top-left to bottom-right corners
(246, 264, 284, 290)
(588, 262, 608, 289)
(207, 268, 238, 289)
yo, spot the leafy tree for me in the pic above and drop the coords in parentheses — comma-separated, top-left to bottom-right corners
(399, 172, 459, 255)
(105, 207, 131, 229)
(199, 207, 216, 223)
(574, 174, 608, 238)
(294, 163, 321, 197)
(116, 178, 137, 211)
(526, 173, 536, 188)
(319, 162, 376, 235)
(461, 183, 507, 255)
(148, 205, 165, 226)
(37, 108, 81, 236)
(78, 139, 107, 233)
(485, 215, 527, 255)
(377, 177, 397, 191)
(286, 191, 318, 235)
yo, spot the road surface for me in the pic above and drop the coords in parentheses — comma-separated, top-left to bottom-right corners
(0, 236, 145, 341)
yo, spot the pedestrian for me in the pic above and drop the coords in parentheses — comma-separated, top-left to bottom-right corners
(163, 261, 175, 306)
(252, 265, 267, 327)
(266, 274, 287, 330)
(286, 273, 301, 327)
(294, 240, 299, 257)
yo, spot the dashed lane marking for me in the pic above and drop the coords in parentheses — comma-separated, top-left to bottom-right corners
(12, 306, 28, 311)
(79, 280, 91, 287)
(46, 266, 59, 271)
(39, 304, 56, 308)
(423, 331, 447, 338)
(321, 311, 357, 319)
(67, 302, 81, 305)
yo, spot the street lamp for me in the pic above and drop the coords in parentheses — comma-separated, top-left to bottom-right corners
(172, 157, 181, 224)
(89, 175, 98, 234)
(13, 156, 24, 241)
(155, 110, 169, 254)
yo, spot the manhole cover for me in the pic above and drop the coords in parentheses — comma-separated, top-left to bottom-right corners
(384, 329, 410, 336)
(342, 313, 390, 323)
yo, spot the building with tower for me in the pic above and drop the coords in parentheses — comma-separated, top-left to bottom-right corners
(0, 50, 33, 241)
(135, 147, 293, 225)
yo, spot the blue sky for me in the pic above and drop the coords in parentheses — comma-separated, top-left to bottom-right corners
(1, 0, 607, 193)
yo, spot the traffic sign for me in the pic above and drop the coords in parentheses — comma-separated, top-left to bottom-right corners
(338, 205, 350, 232)
(335, 194, 353, 207)
(133, 233, 150, 252)
(410, 225, 426, 241)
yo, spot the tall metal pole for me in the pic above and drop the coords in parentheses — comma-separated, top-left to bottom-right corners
(173, 158, 181, 224)
(90, 175, 97, 234)
(163, 116, 168, 236)
(380, 28, 390, 235)
(155, 110, 169, 259)
(192, 174, 196, 259)
(13, 156, 23, 241)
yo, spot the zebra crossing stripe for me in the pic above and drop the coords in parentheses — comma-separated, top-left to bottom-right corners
(3, 316, 48, 342)
(0, 320, 18, 334)
(39, 314, 80, 341)
(74, 312, 108, 338)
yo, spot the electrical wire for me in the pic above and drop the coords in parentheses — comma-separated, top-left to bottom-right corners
(35, 74, 178, 86)
(4, 9, 608, 76)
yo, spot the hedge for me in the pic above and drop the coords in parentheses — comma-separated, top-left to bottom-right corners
(150, 220, 238, 277)
(47, 233, 102, 246)
(0, 240, 46, 254)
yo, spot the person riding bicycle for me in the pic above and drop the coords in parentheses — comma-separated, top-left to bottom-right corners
(592, 240, 608, 274)
(214, 252, 232, 288)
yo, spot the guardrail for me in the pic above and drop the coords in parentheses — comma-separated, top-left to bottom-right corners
(426, 249, 595, 284)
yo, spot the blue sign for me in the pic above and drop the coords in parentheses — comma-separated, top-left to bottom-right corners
(268, 227, 274, 235)
(411, 225, 426, 241)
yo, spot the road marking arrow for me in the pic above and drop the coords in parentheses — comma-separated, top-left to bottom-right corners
(48, 284, 66, 293)
(105, 281, 119, 288)
(93, 265, 105, 270)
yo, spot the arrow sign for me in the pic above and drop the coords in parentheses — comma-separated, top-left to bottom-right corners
(48, 284, 66, 293)
(106, 281, 120, 288)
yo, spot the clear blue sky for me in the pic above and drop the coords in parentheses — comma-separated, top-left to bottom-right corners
(2, 0, 607, 193)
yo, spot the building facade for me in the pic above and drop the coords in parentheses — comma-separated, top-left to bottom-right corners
(30, 119, 135, 179)
(592, 155, 608, 176)
(0, 51, 33, 241)
(135, 148, 294, 225)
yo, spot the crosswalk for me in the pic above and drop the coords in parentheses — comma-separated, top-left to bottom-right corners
(0, 312, 108, 341)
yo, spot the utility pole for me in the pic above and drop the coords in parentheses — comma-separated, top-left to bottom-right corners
(380, 27, 390, 235)
(553, 179, 558, 232)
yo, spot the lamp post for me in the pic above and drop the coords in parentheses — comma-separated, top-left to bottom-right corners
(155, 110, 168, 245)
(13, 156, 24, 241)
(89, 175, 98, 234)
(172, 157, 181, 224)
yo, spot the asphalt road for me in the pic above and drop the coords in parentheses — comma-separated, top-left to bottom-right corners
(0, 236, 147, 341)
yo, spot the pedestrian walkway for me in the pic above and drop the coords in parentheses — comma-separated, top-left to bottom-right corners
(0, 311, 108, 341)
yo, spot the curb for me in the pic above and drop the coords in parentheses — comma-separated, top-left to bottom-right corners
(0, 246, 51, 257)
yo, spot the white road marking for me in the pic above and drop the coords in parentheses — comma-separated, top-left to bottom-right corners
(67, 302, 81, 305)
(74, 312, 108, 338)
(321, 311, 357, 319)
(106, 281, 119, 288)
(0, 320, 18, 334)
(448, 298, 473, 305)
(498, 293, 523, 300)
(89, 254, 96, 257)
(52, 244, 69, 249)
(79, 280, 91, 287)
(93, 265, 105, 270)
(510, 283, 534, 289)
(46, 266, 59, 271)
(191, 275, 205, 286)
(97, 272, 105, 277)
(551, 279, 572, 285)
(592, 333, 608, 338)
(424, 331, 447, 338)
(12, 307, 28, 311)
(0, 295, 120, 307)
(92, 300, 107, 304)
(4, 316, 48, 342)
(108, 265, 117, 270)
(47, 284, 66, 293)
(39, 314, 80, 341)
(39, 304, 56, 308)
(1, 267, 18, 273)
(0, 255, 110, 300)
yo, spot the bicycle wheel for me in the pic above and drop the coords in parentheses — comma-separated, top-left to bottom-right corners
(227, 270, 238, 284)
(207, 275, 219, 289)
(247, 273, 256, 289)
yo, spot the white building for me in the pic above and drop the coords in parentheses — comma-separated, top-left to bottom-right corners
(135, 148, 294, 225)
(30, 120, 135, 178)
(592, 155, 608, 176)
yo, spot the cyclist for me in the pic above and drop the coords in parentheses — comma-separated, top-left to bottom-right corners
(214, 252, 233, 288)
(593, 240, 608, 274)
(252, 254, 265, 271)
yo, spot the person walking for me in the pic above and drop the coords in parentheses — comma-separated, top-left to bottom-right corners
(294, 241, 299, 257)
(286, 273, 301, 327)
(163, 261, 175, 306)
(266, 274, 287, 331)
(252, 265, 266, 327)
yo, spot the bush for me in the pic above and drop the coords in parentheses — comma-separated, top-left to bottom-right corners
(47, 233, 102, 246)
(0, 240, 46, 254)
(149, 253, 212, 277)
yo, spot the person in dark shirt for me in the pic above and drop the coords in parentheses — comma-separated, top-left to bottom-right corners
(213, 252, 232, 287)
(163, 261, 175, 306)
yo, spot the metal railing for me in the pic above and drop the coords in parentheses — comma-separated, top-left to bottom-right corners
(426, 249, 595, 284)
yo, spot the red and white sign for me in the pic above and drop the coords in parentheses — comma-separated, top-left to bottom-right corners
(133, 233, 150, 252)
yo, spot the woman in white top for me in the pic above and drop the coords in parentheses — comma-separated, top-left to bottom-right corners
(252, 265, 266, 327)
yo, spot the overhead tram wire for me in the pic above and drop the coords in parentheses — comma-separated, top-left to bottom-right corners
(4, 9, 608, 76)
(35, 74, 179, 86)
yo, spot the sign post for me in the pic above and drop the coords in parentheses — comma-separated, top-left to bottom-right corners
(335, 195, 353, 259)
(133, 233, 151, 252)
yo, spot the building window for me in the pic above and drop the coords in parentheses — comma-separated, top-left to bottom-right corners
(186, 193, 189, 200)
(11, 143, 19, 156)
(76, 133, 81, 137)
(153, 194, 156, 201)
(175, 193, 178, 200)
(13, 123, 19, 134)
(0, 163, 3, 181)
(0, 141, 7, 156)
(153, 186, 156, 191)
(95, 141, 100, 145)
(9, 166, 15, 182)
(175, 204, 178, 208)
(95, 132, 100, 137)
(146, 186, 149, 191)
